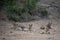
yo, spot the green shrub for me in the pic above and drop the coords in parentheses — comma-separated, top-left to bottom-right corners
(6, 6, 24, 22)
(41, 9, 48, 17)
(6, 6, 32, 22)
(4, 0, 16, 6)
(38, 7, 48, 18)
(6, 6, 22, 14)
(0, 0, 39, 22)
(6, 0, 38, 22)
(8, 14, 20, 22)
(20, 13, 32, 21)
(0, 0, 49, 22)
(26, 0, 38, 10)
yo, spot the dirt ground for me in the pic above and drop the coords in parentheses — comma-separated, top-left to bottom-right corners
(0, 19, 60, 40)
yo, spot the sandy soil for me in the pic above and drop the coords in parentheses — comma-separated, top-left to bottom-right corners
(0, 19, 60, 40)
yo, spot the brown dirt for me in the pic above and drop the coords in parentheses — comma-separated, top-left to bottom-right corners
(0, 19, 60, 40)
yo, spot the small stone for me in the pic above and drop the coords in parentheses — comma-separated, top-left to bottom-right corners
(3, 33, 5, 34)
(48, 32, 50, 34)
(10, 31, 13, 33)
(2, 38, 5, 40)
(41, 32, 44, 34)
(48, 37, 51, 39)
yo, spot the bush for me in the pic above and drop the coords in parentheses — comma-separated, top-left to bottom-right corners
(26, 0, 38, 10)
(8, 14, 20, 22)
(5, 0, 38, 22)
(41, 9, 48, 17)
(6, 6, 32, 22)
(20, 13, 32, 22)
(6, 6, 26, 22)
(38, 7, 48, 18)
(4, 0, 16, 6)
(1, 0, 48, 22)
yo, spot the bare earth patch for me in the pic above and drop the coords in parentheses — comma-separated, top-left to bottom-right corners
(0, 19, 60, 40)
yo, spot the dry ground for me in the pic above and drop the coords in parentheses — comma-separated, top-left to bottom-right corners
(0, 19, 60, 40)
